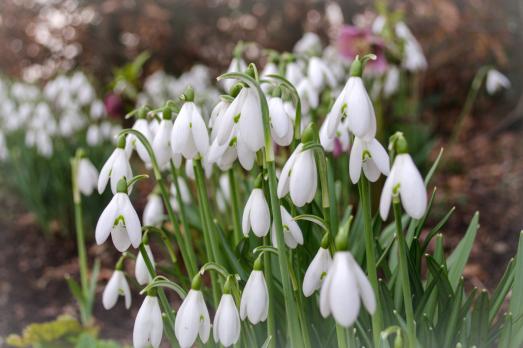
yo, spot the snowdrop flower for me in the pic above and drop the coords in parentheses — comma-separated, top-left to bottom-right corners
(349, 136, 390, 183)
(86, 124, 102, 146)
(303, 242, 332, 297)
(133, 295, 163, 348)
(297, 78, 320, 111)
(171, 88, 209, 159)
(77, 157, 99, 196)
(175, 275, 210, 348)
(242, 187, 270, 238)
(135, 243, 155, 285)
(320, 251, 375, 327)
(95, 179, 141, 252)
(271, 205, 303, 249)
(216, 174, 231, 212)
(215, 86, 264, 154)
(268, 95, 294, 146)
(486, 69, 511, 95)
(222, 56, 247, 92)
(395, 21, 427, 72)
(143, 192, 164, 226)
(102, 270, 131, 310)
(98, 136, 132, 194)
(152, 111, 176, 169)
(240, 258, 269, 324)
(213, 278, 241, 347)
(326, 56, 377, 139)
(380, 135, 427, 220)
(128, 111, 153, 164)
(285, 60, 305, 86)
(319, 121, 350, 156)
(383, 66, 400, 97)
(294, 32, 322, 55)
(277, 142, 317, 207)
(308, 56, 336, 90)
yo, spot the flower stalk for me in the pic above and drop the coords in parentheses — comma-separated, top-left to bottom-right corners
(393, 199, 416, 348)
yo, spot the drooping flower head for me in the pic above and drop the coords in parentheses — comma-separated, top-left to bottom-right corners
(102, 269, 131, 310)
(240, 256, 269, 325)
(213, 277, 241, 347)
(98, 135, 132, 194)
(242, 178, 271, 238)
(303, 235, 332, 297)
(133, 294, 163, 348)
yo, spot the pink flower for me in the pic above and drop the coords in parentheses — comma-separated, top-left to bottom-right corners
(337, 26, 387, 74)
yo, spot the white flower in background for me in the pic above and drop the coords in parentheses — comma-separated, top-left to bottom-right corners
(102, 270, 131, 310)
(170, 177, 192, 212)
(271, 205, 303, 249)
(486, 69, 511, 95)
(90, 100, 105, 119)
(326, 70, 377, 139)
(380, 152, 427, 220)
(216, 174, 231, 212)
(133, 295, 163, 348)
(153, 114, 176, 169)
(223, 57, 247, 92)
(285, 61, 305, 86)
(185, 158, 213, 180)
(319, 121, 350, 154)
(303, 246, 332, 297)
(95, 182, 142, 252)
(308, 57, 336, 90)
(86, 124, 102, 146)
(242, 188, 270, 238)
(77, 157, 99, 196)
(209, 99, 230, 133)
(213, 294, 241, 347)
(261, 60, 279, 79)
(128, 116, 153, 164)
(395, 21, 428, 72)
(383, 66, 400, 97)
(215, 87, 264, 154)
(320, 251, 376, 327)
(297, 78, 320, 112)
(349, 136, 390, 183)
(277, 143, 317, 207)
(143, 193, 164, 226)
(240, 267, 269, 324)
(135, 244, 155, 285)
(0, 132, 7, 160)
(174, 287, 211, 348)
(268, 96, 294, 146)
(98, 139, 132, 194)
(294, 32, 322, 55)
(171, 100, 209, 159)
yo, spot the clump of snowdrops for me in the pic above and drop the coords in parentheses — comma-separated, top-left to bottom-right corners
(84, 33, 522, 348)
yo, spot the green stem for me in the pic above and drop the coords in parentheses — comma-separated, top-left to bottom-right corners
(448, 66, 489, 149)
(393, 200, 416, 348)
(193, 158, 221, 305)
(120, 129, 197, 277)
(145, 226, 178, 266)
(358, 177, 383, 346)
(71, 156, 90, 325)
(228, 168, 243, 246)
(263, 236, 276, 348)
(336, 324, 348, 348)
(169, 161, 193, 263)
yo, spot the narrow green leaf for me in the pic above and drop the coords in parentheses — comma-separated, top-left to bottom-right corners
(86, 259, 101, 307)
(489, 258, 515, 323)
(293, 214, 328, 233)
(442, 278, 464, 348)
(507, 231, 523, 346)
(447, 212, 480, 289)
(470, 289, 490, 348)
(65, 276, 85, 305)
(424, 147, 443, 186)
(421, 207, 456, 253)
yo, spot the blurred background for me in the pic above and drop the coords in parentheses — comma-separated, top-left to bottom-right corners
(0, 0, 522, 346)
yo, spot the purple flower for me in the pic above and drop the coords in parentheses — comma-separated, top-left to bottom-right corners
(104, 93, 124, 119)
(337, 26, 387, 74)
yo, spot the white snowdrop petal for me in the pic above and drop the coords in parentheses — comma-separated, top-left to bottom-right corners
(319, 265, 334, 317)
(239, 90, 264, 152)
(110, 150, 130, 194)
(121, 274, 132, 309)
(133, 296, 154, 348)
(398, 154, 427, 219)
(277, 144, 302, 198)
(241, 193, 254, 236)
(122, 196, 142, 248)
(269, 97, 289, 139)
(363, 160, 381, 182)
(111, 222, 131, 252)
(368, 139, 390, 175)
(349, 137, 363, 184)
(217, 296, 240, 346)
(175, 290, 201, 348)
(97, 151, 115, 194)
(379, 165, 397, 220)
(329, 253, 360, 327)
(95, 196, 118, 246)
(135, 245, 154, 285)
(102, 271, 120, 310)
(149, 298, 164, 347)
(303, 248, 332, 297)
(345, 78, 372, 138)
(189, 105, 210, 157)
(249, 189, 270, 237)
(237, 137, 255, 170)
(290, 150, 316, 207)
(351, 259, 376, 314)
(171, 111, 190, 155)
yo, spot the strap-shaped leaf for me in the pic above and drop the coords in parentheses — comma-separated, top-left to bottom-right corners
(424, 147, 443, 186)
(489, 258, 515, 323)
(447, 212, 480, 289)
(507, 231, 523, 346)
(470, 290, 490, 347)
